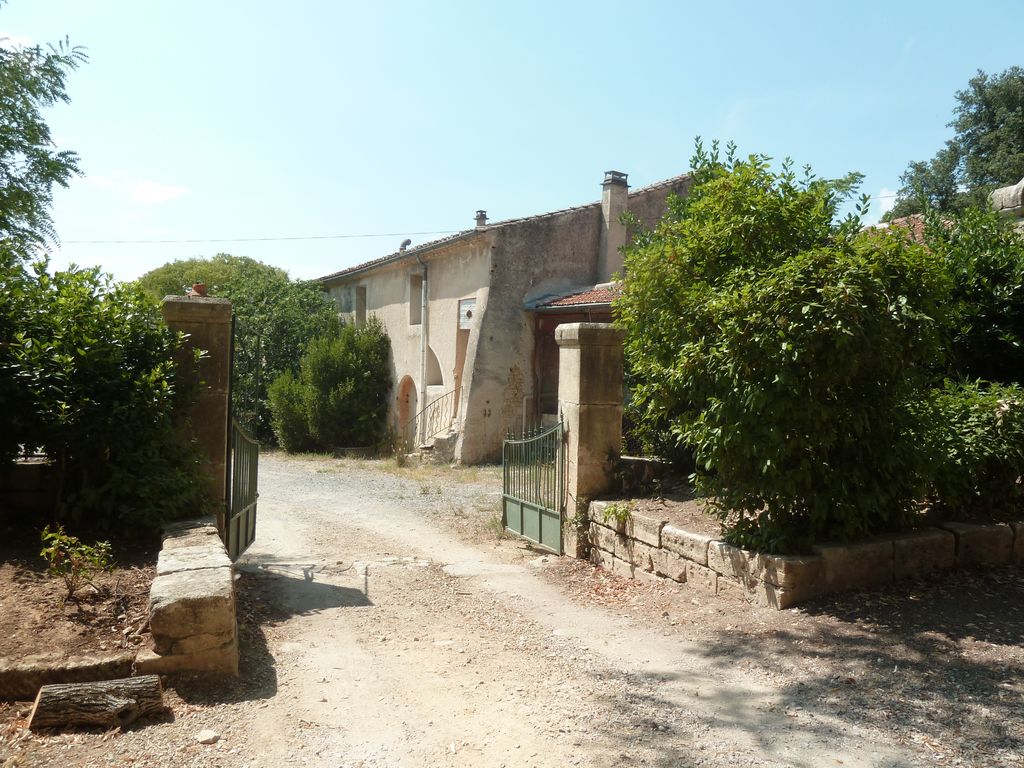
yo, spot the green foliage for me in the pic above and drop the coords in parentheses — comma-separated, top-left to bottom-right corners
(922, 207, 1024, 384)
(617, 141, 951, 553)
(1, 262, 212, 529)
(888, 67, 1024, 219)
(39, 524, 113, 600)
(137, 253, 340, 440)
(268, 318, 392, 452)
(600, 502, 633, 527)
(266, 371, 315, 453)
(0, 31, 86, 250)
(915, 381, 1024, 517)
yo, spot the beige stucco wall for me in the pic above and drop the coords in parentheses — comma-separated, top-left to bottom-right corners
(324, 236, 492, 437)
(321, 174, 690, 464)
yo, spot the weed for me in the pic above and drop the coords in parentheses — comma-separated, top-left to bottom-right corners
(40, 525, 114, 601)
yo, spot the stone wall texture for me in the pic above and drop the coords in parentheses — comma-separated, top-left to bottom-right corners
(586, 501, 1024, 610)
(136, 520, 238, 675)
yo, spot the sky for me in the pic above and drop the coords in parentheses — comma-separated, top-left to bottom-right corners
(2, 1, 1022, 284)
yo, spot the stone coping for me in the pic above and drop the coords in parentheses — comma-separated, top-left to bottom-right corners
(587, 501, 1024, 610)
(0, 653, 136, 702)
(136, 519, 238, 675)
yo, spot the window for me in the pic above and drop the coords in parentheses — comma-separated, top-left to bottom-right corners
(355, 286, 367, 327)
(409, 274, 423, 325)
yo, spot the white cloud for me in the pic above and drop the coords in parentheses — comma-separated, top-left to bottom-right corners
(83, 173, 190, 206)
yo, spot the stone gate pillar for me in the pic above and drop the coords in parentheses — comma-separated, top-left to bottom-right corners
(555, 322, 624, 558)
(161, 296, 233, 521)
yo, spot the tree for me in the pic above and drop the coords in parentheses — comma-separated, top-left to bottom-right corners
(888, 67, 1024, 219)
(616, 141, 951, 553)
(137, 254, 341, 440)
(268, 319, 392, 452)
(922, 206, 1024, 385)
(0, 33, 86, 250)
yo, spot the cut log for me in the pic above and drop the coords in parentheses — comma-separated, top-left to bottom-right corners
(28, 675, 165, 730)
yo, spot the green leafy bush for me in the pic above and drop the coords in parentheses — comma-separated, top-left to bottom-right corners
(922, 207, 1024, 385)
(267, 371, 315, 453)
(136, 253, 341, 441)
(40, 524, 113, 600)
(269, 318, 392, 452)
(916, 381, 1024, 517)
(1, 262, 212, 530)
(617, 142, 951, 553)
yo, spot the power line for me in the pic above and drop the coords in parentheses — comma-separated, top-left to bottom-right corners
(63, 229, 461, 245)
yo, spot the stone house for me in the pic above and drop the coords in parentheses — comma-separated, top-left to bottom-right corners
(318, 170, 690, 463)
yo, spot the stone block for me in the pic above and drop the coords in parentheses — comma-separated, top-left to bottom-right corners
(589, 546, 611, 569)
(661, 525, 713, 565)
(589, 522, 621, 557)
(750, 581, 814, 611)
(707, 541, 756, 583)
(937, 521, 1014, 566)
(622, 512, 666, 548)
(891, 528, 956, 580)
(0, 654, 135, 702)
(685, 562, 718, 595)
(756, 553, 824, 592)
(650, 548, 688, 582)
(1013, 522, 1024, 564)
(135, 637, 238, 676)
(812, 539, 894, 592)
(166, 631, 237, 656)
(617, 538, 655, 570)
(157, 545, 231, 576)
(714, 576, 751, 601)
(162, 522, 221, 550)
(149, 566, 235, 649)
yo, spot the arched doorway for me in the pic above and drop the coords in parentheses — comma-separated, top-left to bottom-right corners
(397, 375, 418, 449)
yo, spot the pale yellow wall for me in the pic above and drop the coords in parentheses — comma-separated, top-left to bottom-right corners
(324, 238, 492, 435)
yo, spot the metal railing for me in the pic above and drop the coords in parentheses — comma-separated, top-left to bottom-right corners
(226, 418, 259, 560)
(401, 387, 461, 452)
(502, 421, 565, 553)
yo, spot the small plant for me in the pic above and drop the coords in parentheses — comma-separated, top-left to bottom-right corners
(600, 502, 633, 527)
(486, 512, 509, 540)
(40, 525, 114, 601)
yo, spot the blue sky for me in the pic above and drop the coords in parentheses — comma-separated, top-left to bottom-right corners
(3, 1, 1022, 283)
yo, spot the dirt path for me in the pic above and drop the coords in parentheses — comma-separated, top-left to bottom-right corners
(4, 452, 1022, 767)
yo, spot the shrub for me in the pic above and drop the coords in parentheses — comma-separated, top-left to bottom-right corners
(39, 524, 113, 600)
(267, 371, 315, 453)
(268, 318, 392, 452)
(617, 143, 951, 553)
(2, 262, 212, 530)
(922, 207, 1024, 385)
(137, 254, 341, 441)
(916, 381, 1024, 517)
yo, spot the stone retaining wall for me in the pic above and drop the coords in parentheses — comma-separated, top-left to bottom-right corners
(135, 520, 239, 675)
(588, 501, 1024, 609)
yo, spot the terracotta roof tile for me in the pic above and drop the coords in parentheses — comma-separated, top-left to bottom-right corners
(535, 283, 622, 308)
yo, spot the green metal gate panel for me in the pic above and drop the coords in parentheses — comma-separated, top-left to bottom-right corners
(226, 418, 259, 560)
(502, 422, 564, 554)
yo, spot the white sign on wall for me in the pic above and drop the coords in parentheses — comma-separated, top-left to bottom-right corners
(458, 298, 476, 330)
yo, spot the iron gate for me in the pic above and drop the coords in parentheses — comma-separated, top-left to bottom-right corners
(225, 417, 259, 560)
(502, 421, 564, 554)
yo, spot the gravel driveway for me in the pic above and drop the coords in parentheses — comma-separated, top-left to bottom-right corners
(3, 451, 1022, 767)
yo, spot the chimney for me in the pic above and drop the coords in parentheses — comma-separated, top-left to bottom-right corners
(598, 170, 628, 282)
(475, 209, 488, 228)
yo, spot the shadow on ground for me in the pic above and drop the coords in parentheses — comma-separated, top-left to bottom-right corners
(173, 566, 371, 707)
(688, 565, 1024, 766)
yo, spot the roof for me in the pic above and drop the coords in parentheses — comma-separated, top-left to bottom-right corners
(883, 214, 927, 243)
(317, 172, 691, 284)
(533, 283, 622, 310)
